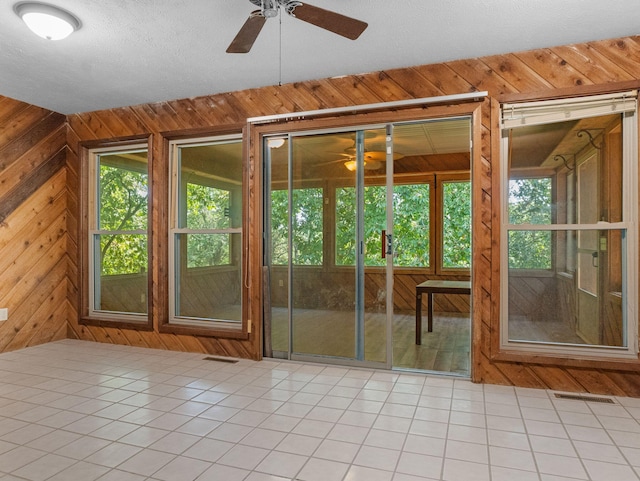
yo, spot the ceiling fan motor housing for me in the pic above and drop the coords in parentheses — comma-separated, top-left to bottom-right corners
(249, 0, 303, 17)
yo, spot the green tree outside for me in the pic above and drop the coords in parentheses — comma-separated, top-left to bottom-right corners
(508, 178, 552, 269)
(99, 162, 148, 276)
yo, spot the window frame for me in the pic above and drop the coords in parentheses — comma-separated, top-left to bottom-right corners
(168, 134, 244, 331)
(82, 140, 152, 329)
(499, 93, 638, 359)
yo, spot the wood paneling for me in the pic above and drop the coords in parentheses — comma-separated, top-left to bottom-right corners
(0, 97, 68, 353)
(58, 35, 640, 395)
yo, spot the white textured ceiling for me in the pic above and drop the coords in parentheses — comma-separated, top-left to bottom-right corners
(0, 0, 638, 115)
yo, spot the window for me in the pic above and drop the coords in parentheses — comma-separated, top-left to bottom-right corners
(88, 144, 149, 322)
(501, 91, 638, 358)
(169, 136, 243, 329)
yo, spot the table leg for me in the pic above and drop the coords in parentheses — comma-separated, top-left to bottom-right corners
(427, 292, 433, 333)
(416, 291, 422, 345)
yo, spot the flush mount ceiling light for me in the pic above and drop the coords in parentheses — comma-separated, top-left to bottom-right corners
(14, 2, 81, 40)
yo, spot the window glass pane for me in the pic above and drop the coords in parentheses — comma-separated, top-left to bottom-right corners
(507, 229, 626, 348)
(186, 233, 230, 267)
(93, 150, 148, 318)
(95, 234, 147, 314)
(172, 138, 242, 327)
(175, 233, 241, 322)
(394, 184, 430, 267)
(98, 153, 148, 230)
(506, 113, 622, 226)
(508, 231, 552, 269)
(508, 178, 552, 224)
(186, 183, 230, 230)
(178, 141, 243, 229)
(442, 181, 471, 268)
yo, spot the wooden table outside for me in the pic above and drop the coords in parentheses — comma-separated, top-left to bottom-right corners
(415, 280, 471, 345)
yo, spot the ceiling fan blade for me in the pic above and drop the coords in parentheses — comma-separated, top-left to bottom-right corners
(290, 3, 367, 40)
(226, 11, 267, 53)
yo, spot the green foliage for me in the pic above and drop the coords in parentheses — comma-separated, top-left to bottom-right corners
(508, 178, 552, 224)
(100, 235, 147, 276)
(508, 231, 552, 269)
(274, 182, 467, 269)
(336, 186, 389, 266)
(393, 184, 430, 267)
(184, 183, 231, 268)
(271, 188, 324, 265)
(186, 183, 230, 229)
(508, 178, 552, 269)
(292, 188, 324, 265)
(335, 186, 358, 265)
(99, 163, 148, 275)
(336, 185, 431, 267)
(99, 164, 148, 230)
(442, 181, 471, 268)
(270, 190, 289, 265)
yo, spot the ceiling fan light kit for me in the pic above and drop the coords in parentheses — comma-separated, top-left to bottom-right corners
(227, 0, 368, 53)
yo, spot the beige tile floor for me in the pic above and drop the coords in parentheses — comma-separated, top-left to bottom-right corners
(0, 339, 639, 480)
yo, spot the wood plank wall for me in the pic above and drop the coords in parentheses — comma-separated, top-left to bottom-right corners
(62, 35, 640, 394)
(0, 97, 68, 353)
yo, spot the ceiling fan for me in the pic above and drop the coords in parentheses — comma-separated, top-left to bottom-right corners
(227, 0, 368, 53)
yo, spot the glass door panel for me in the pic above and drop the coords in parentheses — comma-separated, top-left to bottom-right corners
(391, 119, 472, 376)
(291, 131, 358, 359)
(265, 137, 289, 356)
(265, 128, 389, 364)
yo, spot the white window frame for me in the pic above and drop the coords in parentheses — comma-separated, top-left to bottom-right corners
(500, 92, 638, 359)
(88, 143, 149, 322)
(168, 134, 243, 330)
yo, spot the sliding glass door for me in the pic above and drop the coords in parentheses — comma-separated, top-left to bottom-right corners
(264, 117, 472, 374)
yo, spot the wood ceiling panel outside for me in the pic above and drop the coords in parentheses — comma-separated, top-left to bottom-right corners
(60, 35, 640, 395)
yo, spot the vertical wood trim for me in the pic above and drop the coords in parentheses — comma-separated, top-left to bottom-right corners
(471, 103, 485, 383)
(489, 98, 503, 369)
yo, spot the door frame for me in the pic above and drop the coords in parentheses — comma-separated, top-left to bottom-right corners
(251, 102, 484, 379)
